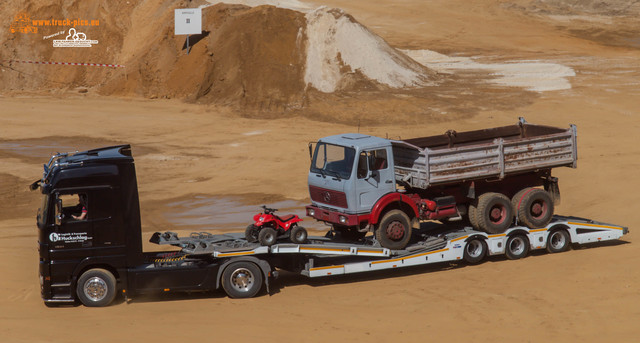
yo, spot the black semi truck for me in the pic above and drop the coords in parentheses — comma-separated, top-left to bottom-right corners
(31, 145, 627, 307)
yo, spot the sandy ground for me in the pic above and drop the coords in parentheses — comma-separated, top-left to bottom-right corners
(1, 0, 640, 342)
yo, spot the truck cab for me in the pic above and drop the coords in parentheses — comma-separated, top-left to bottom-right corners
(306, 134, 416, 249)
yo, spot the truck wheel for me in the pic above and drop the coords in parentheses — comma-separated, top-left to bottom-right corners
(547, 229, 570, 253)
(258, 227, 277, 246)
(505, 235, 530, 260)
(290, 225, 308, 244)
(76, 268, 116, 307)
(375, 210, 412, 250)
(515, 188, 554, 229)
(221, 261, 263, 298)
(468, 201, 480, 229)
(245, 224, 259, 243)
(476, 193, 513, 234)
(463, 238, 487, 264)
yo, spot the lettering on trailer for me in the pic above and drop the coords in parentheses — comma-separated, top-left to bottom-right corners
(49, 232, 92, 243)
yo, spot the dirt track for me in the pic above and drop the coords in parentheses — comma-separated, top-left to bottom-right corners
(1, 0, 639, 342)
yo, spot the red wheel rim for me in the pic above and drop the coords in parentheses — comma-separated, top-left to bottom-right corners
(530, 199, 548, 219)
(386, 221, 405, 240)
(489, 204, 506, 225)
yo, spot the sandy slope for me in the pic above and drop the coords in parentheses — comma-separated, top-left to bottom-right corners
(1, 0, 640, 342)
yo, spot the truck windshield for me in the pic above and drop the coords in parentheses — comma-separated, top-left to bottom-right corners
(311, 143, 355, 179)
(37, 194, 49, 227)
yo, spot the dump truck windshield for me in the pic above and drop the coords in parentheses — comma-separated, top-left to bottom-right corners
(311, 143, 356, 180)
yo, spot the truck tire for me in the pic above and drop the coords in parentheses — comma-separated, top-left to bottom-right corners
(245, 224, 259, 243)
(258, 227, 277, 246)
(221, 261, 263, 298)
(547, 229, 570, 253)
(514, 188, 554, 229)
(290, 225, 308, 244)
(476, 193, 513, 234)
(375, 210, 412, 250)
(505, 234, 530, 260)
(76, 268, 117, 307)
(463, 238, 487, 264)
(468, 201, 480, 229)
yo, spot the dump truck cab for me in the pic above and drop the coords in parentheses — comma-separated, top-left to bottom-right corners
(33, 145, 143, 305)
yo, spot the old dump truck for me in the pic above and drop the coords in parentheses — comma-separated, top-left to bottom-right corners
(31, 144, 626, 307)
(306, 118, 577, 249)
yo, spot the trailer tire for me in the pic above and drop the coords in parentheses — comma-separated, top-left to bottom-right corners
(463, 238, 487, 264)
(476, 193, 513, 234)
(290, 225, 308, 244)
(258, 227, 277, 246)
(547, 229, 570, 253)
(245, 224, 259, 243)
(505, 235, 530, 260)
(76, 268, 116, 307)
(515, 188, 554, 229)
(376, 210, 412, 250)
(221, 261, 263, 298)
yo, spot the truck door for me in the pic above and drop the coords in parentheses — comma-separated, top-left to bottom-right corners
(49, 192, 95, 254)
(355, 148, 395, 212)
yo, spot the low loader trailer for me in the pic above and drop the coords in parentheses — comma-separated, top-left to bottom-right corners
(32, 145, 627, 307)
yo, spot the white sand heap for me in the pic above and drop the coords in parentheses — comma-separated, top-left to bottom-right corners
(402, 49, 576, 92)
(304, 7, 433, 93)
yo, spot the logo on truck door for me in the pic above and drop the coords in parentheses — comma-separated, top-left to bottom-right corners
(49, 232, 92, 243)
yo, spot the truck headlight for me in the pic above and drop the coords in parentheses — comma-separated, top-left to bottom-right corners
(308, 209, 315, 216)
(339, 216, 347, 224)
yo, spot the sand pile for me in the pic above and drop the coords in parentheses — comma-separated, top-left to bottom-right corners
(0, 1, 441, 111)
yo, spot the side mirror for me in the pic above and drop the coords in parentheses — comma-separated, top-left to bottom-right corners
(55, 198, 64, 225)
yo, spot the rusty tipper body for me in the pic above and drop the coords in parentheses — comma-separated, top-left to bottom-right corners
(306, 118, 578, 249)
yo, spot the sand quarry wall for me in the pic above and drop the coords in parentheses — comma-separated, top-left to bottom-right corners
(0, 1, 442, 112)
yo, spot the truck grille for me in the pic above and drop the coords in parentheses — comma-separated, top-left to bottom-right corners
(309, 186, 348, 208)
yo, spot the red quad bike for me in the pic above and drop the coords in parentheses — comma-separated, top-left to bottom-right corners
(245, 205, 308, 246)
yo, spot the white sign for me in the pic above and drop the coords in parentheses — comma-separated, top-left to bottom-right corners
(174, 8, 202, 35)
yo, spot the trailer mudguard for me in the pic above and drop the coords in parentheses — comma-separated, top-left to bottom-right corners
(369, 192, 420, 225)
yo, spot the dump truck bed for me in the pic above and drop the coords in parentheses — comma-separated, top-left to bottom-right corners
(391, 119, 577, 189)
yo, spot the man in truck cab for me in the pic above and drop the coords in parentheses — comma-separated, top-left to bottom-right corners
(71, 194, 88, 221)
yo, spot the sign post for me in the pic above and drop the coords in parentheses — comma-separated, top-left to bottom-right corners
(174, 8, 202, 55)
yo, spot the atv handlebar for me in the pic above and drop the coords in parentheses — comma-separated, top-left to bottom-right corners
(261, 205, 278, 214)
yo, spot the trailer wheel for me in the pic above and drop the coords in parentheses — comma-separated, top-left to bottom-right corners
(505, 235, 530, 260)
(258, 227, 277, 246)
(221, 262, 263, 298)
(245, 224, 260, 243)
(514, 188, 554, 229)
(76, 268, 116, 307)
(547, 229, 570, 253)
(376, 210, 412, 250)
(463, 238, 487, 264)
(290, 225, 308, 244)
(476, 193, 513, 234)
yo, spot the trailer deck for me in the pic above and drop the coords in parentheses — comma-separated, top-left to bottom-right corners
(151, 215, 628, 278)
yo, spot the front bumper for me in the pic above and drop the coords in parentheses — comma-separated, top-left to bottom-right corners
(305, 205, 370, 226)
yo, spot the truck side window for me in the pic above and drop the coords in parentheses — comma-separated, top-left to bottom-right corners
(58, 193, 89, 221)
(357, 152, 368, 179)
(369, 149, 388, 170)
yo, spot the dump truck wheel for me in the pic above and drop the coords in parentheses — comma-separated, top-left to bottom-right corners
(547, 229, 570, 253)
(290, 225, 308, 244)
(258, 227, 277, 246)
(375, 210, 412, 250)
(516, 189, 554, 229)
(505, 235, 530, 260)
(76, 268, 116, 307)
(476, 193, 513, 234)
(463, 238, 487, 264)
(245, 224, 259, 243)
(221, 261, 263, 298)
(468, 201, 480, 229)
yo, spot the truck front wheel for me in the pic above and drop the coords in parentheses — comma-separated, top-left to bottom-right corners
(76, 268, 117, 307)
(221, 261, 263, 298)
(375, 210, 412, 250)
